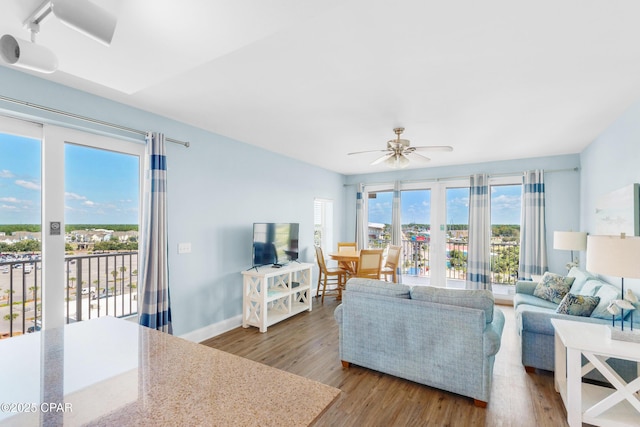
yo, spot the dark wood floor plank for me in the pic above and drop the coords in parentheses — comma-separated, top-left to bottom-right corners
(202, 297, 568, 426)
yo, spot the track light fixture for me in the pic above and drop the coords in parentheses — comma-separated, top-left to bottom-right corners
(0, 22, 57, 73)
(0, 0, 117, 73)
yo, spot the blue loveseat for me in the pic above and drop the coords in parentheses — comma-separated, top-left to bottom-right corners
(514, 267, 638, 380)
(334, 278, 504, 407)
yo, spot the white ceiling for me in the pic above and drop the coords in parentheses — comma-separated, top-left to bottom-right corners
(2, 0, 640, 175)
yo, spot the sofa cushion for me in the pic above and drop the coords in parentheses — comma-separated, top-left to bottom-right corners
(410, 286, 494, 323)
(556, 293, 600, 317)
(591, 283, 623, 320)
(533, 272, 575, 304)
(514, 293, 559, 310)
(578, 279, 606, 296)
(345, 278, 411, 299)
(567, 267, 596, 295)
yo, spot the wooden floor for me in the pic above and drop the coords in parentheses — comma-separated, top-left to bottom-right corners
(202, 298, 569, 427)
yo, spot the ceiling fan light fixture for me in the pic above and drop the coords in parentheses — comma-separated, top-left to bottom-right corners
(385, 153, 410, 169)
(51, 0, 117, 46)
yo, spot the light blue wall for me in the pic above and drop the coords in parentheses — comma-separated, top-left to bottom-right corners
(344, 154, 582, 275)
(580, 99, 640, 294)
(0, 67, 346, 336)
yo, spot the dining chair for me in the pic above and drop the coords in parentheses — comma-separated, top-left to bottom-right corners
(337, 242, 357, 252)
(314, 246, 347, 303)
(336, 241, 358, 272)
(381, 245, 402, 283)
(355, 248, 384, 279)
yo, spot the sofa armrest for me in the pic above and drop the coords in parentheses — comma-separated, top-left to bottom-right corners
(515, 280, 537, 295)
(483, 307, 505, 356)
(334, 304, 343, 324)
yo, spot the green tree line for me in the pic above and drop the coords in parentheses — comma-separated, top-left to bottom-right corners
(0, 224, 138, 235)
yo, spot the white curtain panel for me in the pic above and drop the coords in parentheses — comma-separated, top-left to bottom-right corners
(355, 183, 367, 249)
(466, 173, 491, 291)
(139, 132, 172, 334)
(518, 169, 548, 280)
(391, 181, 402, 246)
(391, 181, 403, 282)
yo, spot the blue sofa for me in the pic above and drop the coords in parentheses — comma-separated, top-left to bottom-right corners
(514, 267, 638, 380)
(334, 278, 505, 407)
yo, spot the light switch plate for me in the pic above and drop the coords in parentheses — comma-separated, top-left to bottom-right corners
(178, 243, 191, 254)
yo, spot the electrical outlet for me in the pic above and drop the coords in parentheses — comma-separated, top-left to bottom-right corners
(178, 243, 191, 254)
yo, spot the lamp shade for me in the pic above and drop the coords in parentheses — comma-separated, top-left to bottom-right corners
(385, 154, 410, 169)
(586, 235, 640, 278)
(553, 231, 587, 251)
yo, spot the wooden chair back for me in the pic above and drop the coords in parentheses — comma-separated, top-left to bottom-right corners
(356, 249, 384, 279)
(337, 242, 357, 252)
(385, 245, 402, 269)
(315, 245, 328, 273)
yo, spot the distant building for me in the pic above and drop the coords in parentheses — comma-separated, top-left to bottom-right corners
(368, 222, 386, 241)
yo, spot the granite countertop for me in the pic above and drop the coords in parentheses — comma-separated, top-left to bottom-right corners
(0, 317, 340, 426)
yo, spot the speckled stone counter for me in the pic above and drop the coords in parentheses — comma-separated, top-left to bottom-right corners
(0, 316, 340, 426)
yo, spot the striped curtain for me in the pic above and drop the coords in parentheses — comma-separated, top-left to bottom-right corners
(519, 170, 548, 280)
(355, 183, 367, 249)
(139, 132, 172, 334)
(466, 174, 491, 290)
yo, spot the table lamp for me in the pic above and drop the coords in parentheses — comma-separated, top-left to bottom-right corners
(554, 231, 587, 271)
(586, 234, 640, 334)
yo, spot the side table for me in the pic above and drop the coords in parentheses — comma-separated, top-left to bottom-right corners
(551, 318, 640, 426)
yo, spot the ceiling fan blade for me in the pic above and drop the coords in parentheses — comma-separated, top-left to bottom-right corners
(409, 152, 431, 162)
(371, 153, 394, 165)
(348, 149, 391, 156)
(412, 145, 454, 152)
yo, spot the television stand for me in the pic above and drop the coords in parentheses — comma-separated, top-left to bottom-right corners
(241, 263, 313, 332)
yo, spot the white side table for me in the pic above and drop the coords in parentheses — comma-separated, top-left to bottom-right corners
(551, 319, 640, 426)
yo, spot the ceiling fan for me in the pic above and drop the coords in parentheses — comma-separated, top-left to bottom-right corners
(348, 127, 453, 169)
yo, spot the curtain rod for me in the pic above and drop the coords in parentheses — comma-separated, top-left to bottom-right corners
(343, 167, 579, 187)
(0, 94, 190, 147)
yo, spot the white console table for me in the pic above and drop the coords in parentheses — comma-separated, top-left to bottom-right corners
(551, 319, 640, 426)
(241, 263, 313, 332)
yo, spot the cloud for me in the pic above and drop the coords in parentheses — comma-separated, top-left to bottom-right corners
(0, 197, 20, 203)
(83, 200, 96, 207)
(0, 170, 15, 178)
(1, 204, 17, 210)
(65, 192, 87, 200)
(15, 180, 41, 191)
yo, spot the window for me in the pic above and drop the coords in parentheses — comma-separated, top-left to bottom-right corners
(314, 198, 333, 253)
(490, 179, 522, 289)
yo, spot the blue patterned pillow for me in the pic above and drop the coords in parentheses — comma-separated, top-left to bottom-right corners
(533, 272, 576, 304)
(556, 293, 600, 317)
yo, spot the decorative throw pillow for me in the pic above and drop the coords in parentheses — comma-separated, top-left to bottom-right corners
(533, 272, 576, 304)
(590, 283, 623, 320)
(556, 293, 600, 317)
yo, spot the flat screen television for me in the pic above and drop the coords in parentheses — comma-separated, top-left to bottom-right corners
(252, 223, 299, 267)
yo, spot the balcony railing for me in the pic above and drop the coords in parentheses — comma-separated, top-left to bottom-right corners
(0, 251, 138, 339)
(368, 238, 519, 285)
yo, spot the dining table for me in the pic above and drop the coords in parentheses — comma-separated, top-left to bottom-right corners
(328, 249, 360, 275)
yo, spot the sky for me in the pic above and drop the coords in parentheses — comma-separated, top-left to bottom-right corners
(0, 133, 139, 225)
(368, 185, 522, 225)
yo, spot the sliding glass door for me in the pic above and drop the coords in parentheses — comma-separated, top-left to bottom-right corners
(0, 116, 143, 337)
(0, 116, 43, 338)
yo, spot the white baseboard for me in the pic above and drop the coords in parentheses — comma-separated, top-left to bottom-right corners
(179, 314, 243, 343)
